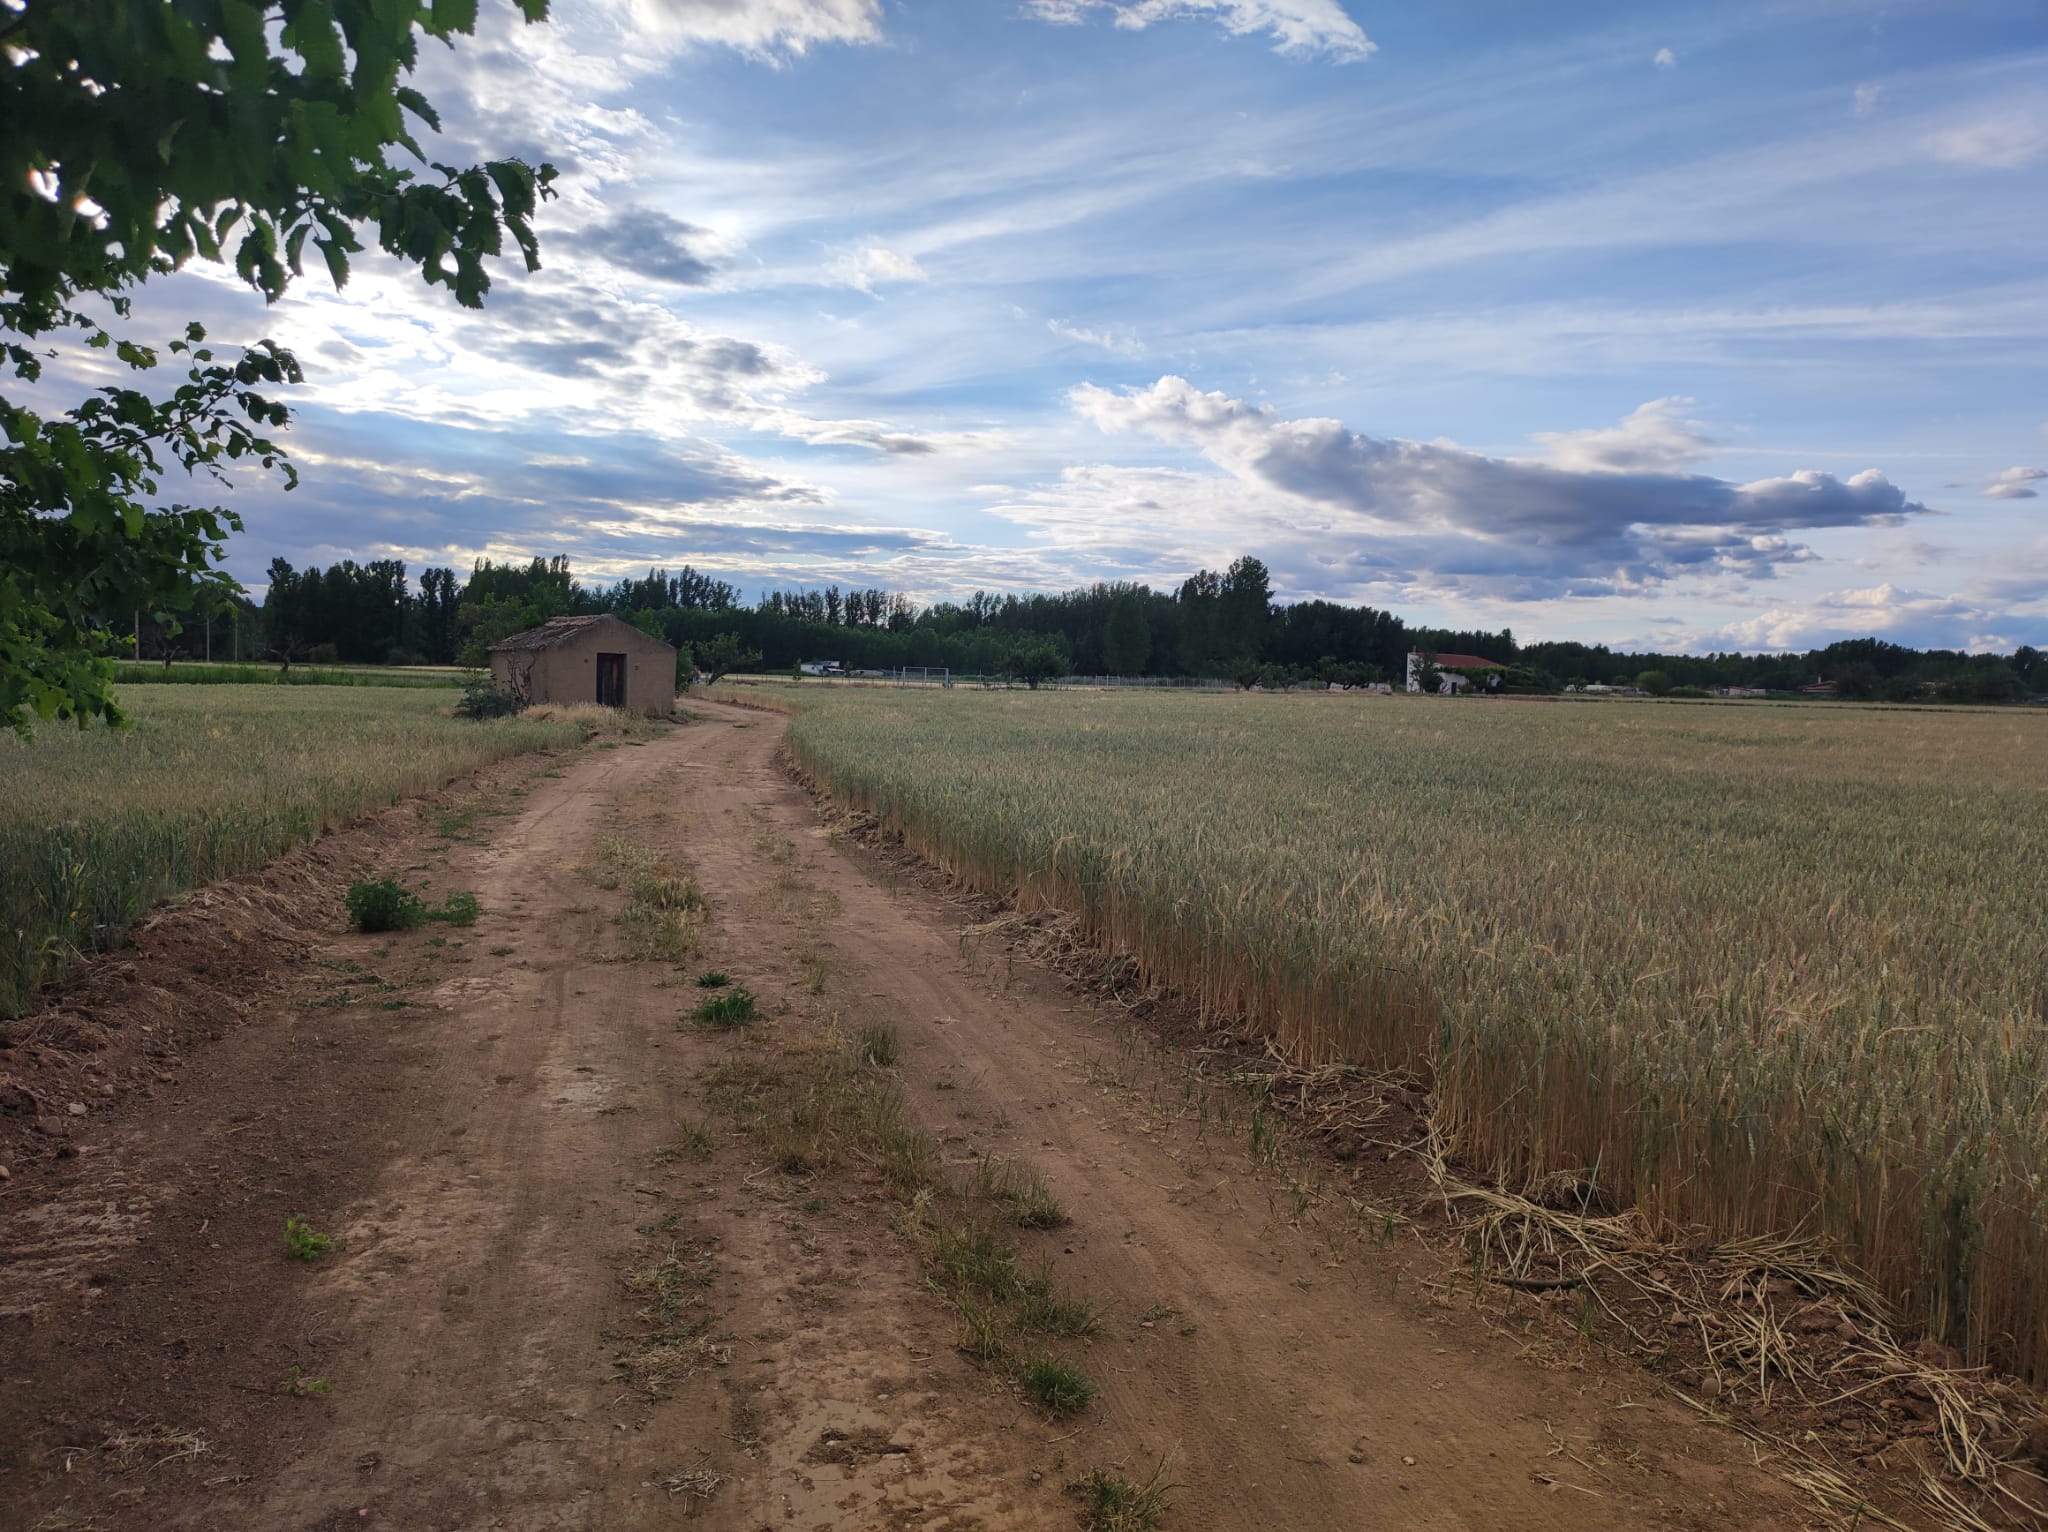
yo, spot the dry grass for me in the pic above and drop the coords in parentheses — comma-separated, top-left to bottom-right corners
(785, 690, 2048, 1387)
(587, 833, 708, 965)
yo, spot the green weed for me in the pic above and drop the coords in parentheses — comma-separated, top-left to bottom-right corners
(283, 1215, 337, 1261)
(692, 987, 758, 1028)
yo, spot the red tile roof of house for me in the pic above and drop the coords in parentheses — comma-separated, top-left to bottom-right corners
(1430, 652, 1505, 670)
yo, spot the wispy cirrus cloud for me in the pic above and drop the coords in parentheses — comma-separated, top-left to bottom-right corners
(1022, 0, 1374, 60)
(1923, 111, 2048, 169)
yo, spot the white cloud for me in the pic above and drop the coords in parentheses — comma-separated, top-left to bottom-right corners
(831, 246, 931, 295)
(1709, 584, 2019, 653)
(1924, 113, 2048, 169)
(599, 0, 883, 58)
(1652, 47, 1676, 69)
(1854, 82, 1881, 117)
(1530, 396, 1713, 474)
(1022, 0, 1374, 60)
(1048, 318, 1146, 356)
(1984, 465, 2046, 500)
(1062, 377, 1927, 596)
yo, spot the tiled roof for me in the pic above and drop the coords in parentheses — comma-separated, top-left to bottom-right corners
(487, 615, 613, 652)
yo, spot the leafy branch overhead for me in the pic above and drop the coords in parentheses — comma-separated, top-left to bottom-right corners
(1, 0, 558, 735)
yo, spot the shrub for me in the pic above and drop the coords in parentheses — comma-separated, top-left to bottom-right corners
(455, 677, 524, 720)
(346, 879, 478, 932)
(346, 877, 426, 932)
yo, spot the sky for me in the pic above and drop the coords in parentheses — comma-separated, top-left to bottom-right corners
(133, 0, 2048, 651)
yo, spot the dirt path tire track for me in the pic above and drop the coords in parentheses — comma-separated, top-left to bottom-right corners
(0, 703, 1816, 1531)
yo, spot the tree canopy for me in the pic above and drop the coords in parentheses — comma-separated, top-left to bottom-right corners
(2, 0, 556, 734)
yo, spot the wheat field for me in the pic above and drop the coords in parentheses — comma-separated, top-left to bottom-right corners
(0, 686, 583, 1016)
(782, 690, 2048, 1382)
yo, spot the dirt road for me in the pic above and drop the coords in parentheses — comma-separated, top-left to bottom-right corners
(0, 703, 1815, 1529)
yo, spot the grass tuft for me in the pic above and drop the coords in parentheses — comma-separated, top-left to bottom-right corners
(692, 986, 758, 1028)
(1069, 1462, 1176, 1532)
(976, 1154, 1068, 1228)
(1019, 1288, 1100, 1337)
(855, 1020, 899, 1068)
(1017, 1355, 1096, 1414)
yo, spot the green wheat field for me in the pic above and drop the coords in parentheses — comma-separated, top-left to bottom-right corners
(783, 690, 2048, 1382)
(0, 686, 580, 1016)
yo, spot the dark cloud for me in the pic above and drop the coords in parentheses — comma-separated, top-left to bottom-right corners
(1071, 377, 1930, 595)
(558, 208, 721, 286)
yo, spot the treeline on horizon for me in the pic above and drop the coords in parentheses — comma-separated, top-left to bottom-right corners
(138, 551, 2046, 703)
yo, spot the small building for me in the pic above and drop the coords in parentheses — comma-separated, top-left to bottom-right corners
(1405, 648, 1507, 694)
(487, 614, 676, 713)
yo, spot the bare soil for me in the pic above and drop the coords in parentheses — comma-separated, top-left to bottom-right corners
(0, 704, 1874, 1529)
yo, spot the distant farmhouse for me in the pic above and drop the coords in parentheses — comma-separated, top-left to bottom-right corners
(487, 615, 676, 713)
(1404, 648, 1506, 694)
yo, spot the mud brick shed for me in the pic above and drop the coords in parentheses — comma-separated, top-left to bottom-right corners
(487, 614, 677, 713)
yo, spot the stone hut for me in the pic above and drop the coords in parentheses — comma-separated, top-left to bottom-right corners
(487, 615, 676, 713)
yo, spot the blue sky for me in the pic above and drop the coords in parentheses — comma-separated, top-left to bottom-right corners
(148, 0, 2048, 650)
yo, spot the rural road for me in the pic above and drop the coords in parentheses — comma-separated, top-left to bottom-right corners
(0, 702, 1811, 1529)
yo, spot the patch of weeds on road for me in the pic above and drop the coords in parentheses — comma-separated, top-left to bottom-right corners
(345, 878, 483, 933)
(346, 877, 425, 932)
(1019, 1287, 1100, 1337)
(613, 1238, 727, 1399)
(797, 946, 830, 994)
(434, 807, 479, 838)
(696, 970, 732, 988)
(624, 1248, 714, 1325)
(854, 1020, 898, 1068)
(655, 1117, 716, 1164)
(1017, 1355, 1096, 1414)
(1069, 1462, 1176, 1532)
(711, 1027, 1101, 1414)
(954, 1292, 1010, 1365)
(975, 1154, 1068, 1228)
(282, 1215, 338, 1261)
(285, 1366, 333, 1398)
(588, 833, 707, 964)
(691, 986, 758, 1028)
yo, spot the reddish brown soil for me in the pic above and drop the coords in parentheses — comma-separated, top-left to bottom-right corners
(0, 704, 1873, 1529)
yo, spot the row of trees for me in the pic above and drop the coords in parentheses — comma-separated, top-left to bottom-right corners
(1535, 637, 2046, 705)
(127, 552, 2034, 703)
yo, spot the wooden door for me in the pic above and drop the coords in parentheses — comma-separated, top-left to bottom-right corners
(596, 652, 626, 707)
